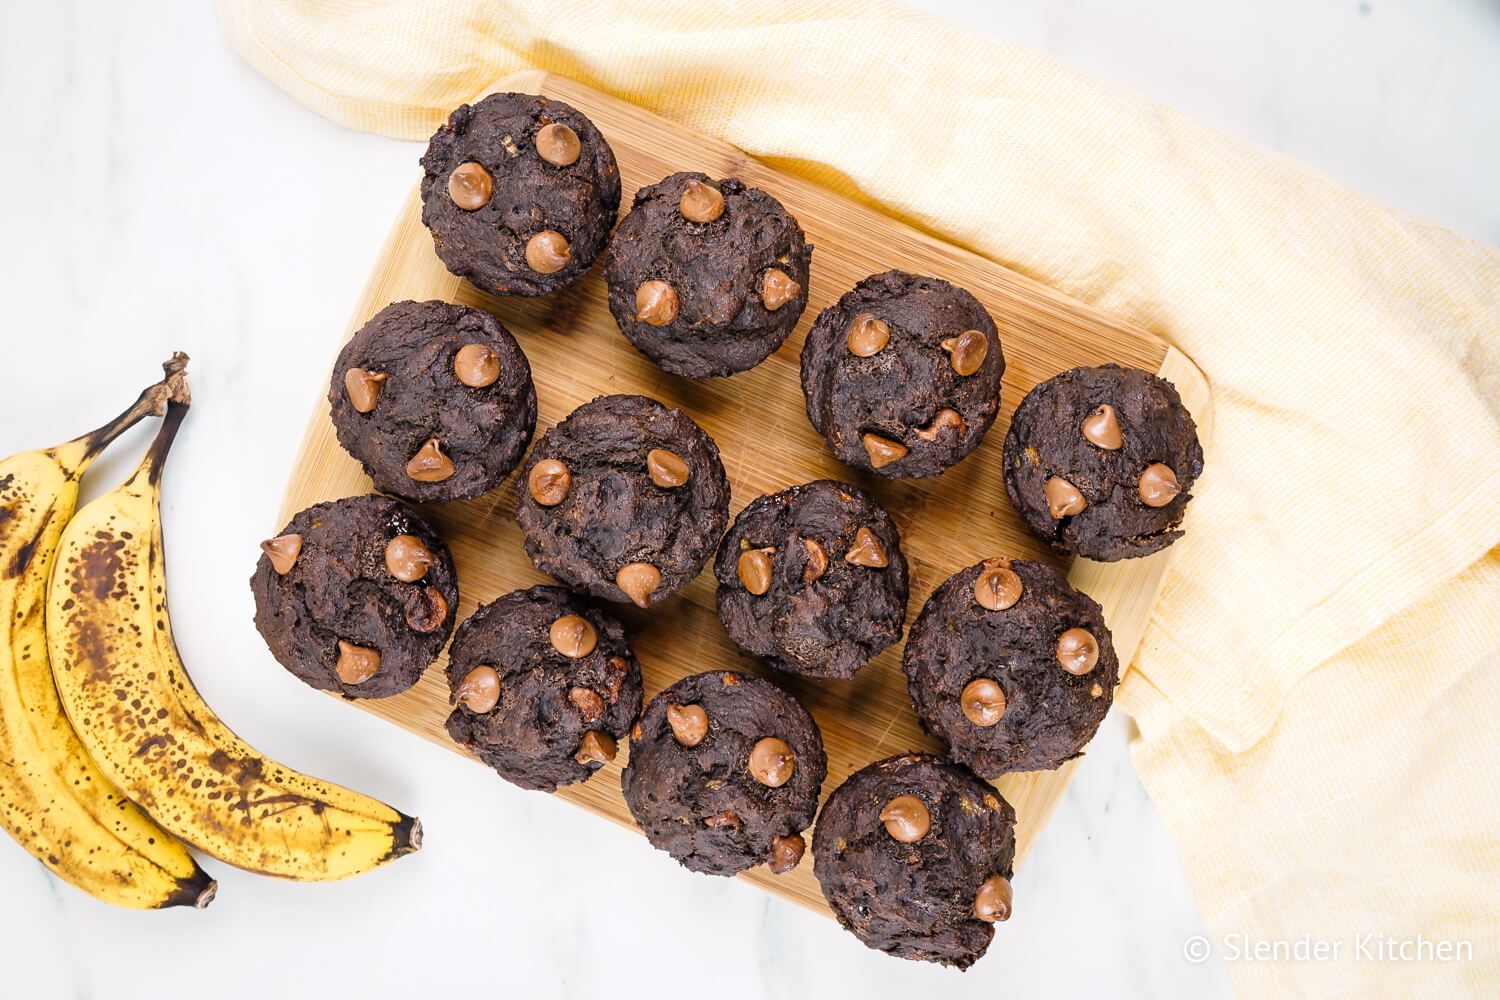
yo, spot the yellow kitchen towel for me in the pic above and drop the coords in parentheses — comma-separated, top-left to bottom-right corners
(217, 1, 1500, 994)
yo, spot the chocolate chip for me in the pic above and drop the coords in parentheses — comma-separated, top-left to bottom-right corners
(679, 178, 725, 223)
(703, 809, 741, 829)
(960, 678, 1007, 727)
(737, 546, 776, 595)
(534, 123, 581, 167)
(667, 703, 708, 747)
(761, 268, 799, 311)
(448, 161, 493, 210)
(939, 329, 987, 376)
(914, 408, 966, 441)
(1081, 404, 1122, 449)
(615, 562, 661, 608)
(406, 586, 449, 633)
(646, 448, 690, 488)
(801, 537, 829, 583)
(549, 614, 598, 658)
(569, 686, 605, 722)
(384, 534, 433, 583)
(453, 343, 501, 388)
(879, 795, 931, 842)
(973, 559, 1022, 611)
(343, 368, 388, 413)
(406, 438, 455, 482)
(843, 527, 888, 568)
(575, 731, 617, 766)
(455, 665, 501, 714)
(1045, 476, 1087, 518)
(1138, 463, 1180, 507)
(973, 875, 1013, 922)
(862, 432, 908, 469)
(768, 833, 806, 874)
(260, 534, 302, 575)
(528, 459, 571, 506)
(1056, 627, 1099, 675)
(335, 640, 381, 685)
(635, 280, 679, 326)
(748, 737, 794, 787)
(847, 313, 890, 357)
(525, 231, 570, 274)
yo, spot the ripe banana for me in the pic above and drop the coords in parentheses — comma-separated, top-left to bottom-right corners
(0, 355, 216, 909)
(48, 396, 421, 881)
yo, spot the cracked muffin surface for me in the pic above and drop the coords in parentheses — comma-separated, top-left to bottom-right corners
(605, 171, 812, 378)
(1002, 364, 1203, 560)
(444, 586, 642, 792)
(514, 394, 729, 608)
(251, 494, 458, 699)
(621, 671, 826, 877)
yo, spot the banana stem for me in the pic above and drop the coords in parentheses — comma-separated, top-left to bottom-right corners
(74, 352, 191, 468)
(144, 398, 190, 488)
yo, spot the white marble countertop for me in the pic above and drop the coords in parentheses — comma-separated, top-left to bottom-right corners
(1, 2, 1492, 998)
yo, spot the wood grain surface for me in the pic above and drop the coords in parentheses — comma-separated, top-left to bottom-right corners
(277, 70, 1212, 916)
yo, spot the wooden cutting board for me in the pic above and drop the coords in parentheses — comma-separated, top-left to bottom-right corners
(279, 70, 1211, 916)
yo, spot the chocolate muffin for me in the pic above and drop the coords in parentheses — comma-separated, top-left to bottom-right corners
(801, 271, 1004, 478)
(621, 671, 826, 877)
(251, 494, 459, 699)
(443, 586, 643, 793)
(515, 394, 730, 608)
(604, 172, 812, 378)
(902, 558, 1118, 776)
(420, 92, 621, 296)
(713, 480, 908, 679)
(329, 300, 537, 504)
(1003, 364, 1203, 561)
(812, 754, 1016, 969)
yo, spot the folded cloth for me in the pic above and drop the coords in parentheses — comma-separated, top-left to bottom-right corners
(218, 1, 1500, 993)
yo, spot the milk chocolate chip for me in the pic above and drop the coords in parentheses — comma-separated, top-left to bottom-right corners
(534, 123, 581, 167)
(847, 313, 891, 357)
(635, 280, 680, 326)
(646, 448, 690, 488)
(843, 527, 888, 568)
(407, 438, 455, 482)
(575, 731, 617, 766)
(384, 534, 433, 582)
(615, 562, 661, 608)
(973, 559, 1022, 611)
(879, 795, 931, 842)
(1045, 476, 1087, 518)
(761, 268, 799, 311)
(801, 537, 829, 583)
(260, 534, 303, 575)
(737, 547, 776, 595)
(939, 330, 987, 376)
(1138, 463, 1181, 507)
(569, 686, 605, 723)
(973, 875, 1013, 922)
(768, 833, 806, 874)
(1056, 627, 1100, 675)
(453, 343, 501, 388)
(748, 737, 795, 787)
(1081, 404, 1122, 449)
(528, 459, 571, 506)
(335, 640, 381, 685)
(960, 678, 1007, 727)
(549, 614, 598, 658)
(344, 368, 388, 414)
(455, 665, 501, 714)
(679, 178, 725, 223)
(667, 702, 709, 747)
(448, 161, 493, 210)
(525, 231, 571, 274)
(914, 408, 966, 441)
(862, 433, 908, 469)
